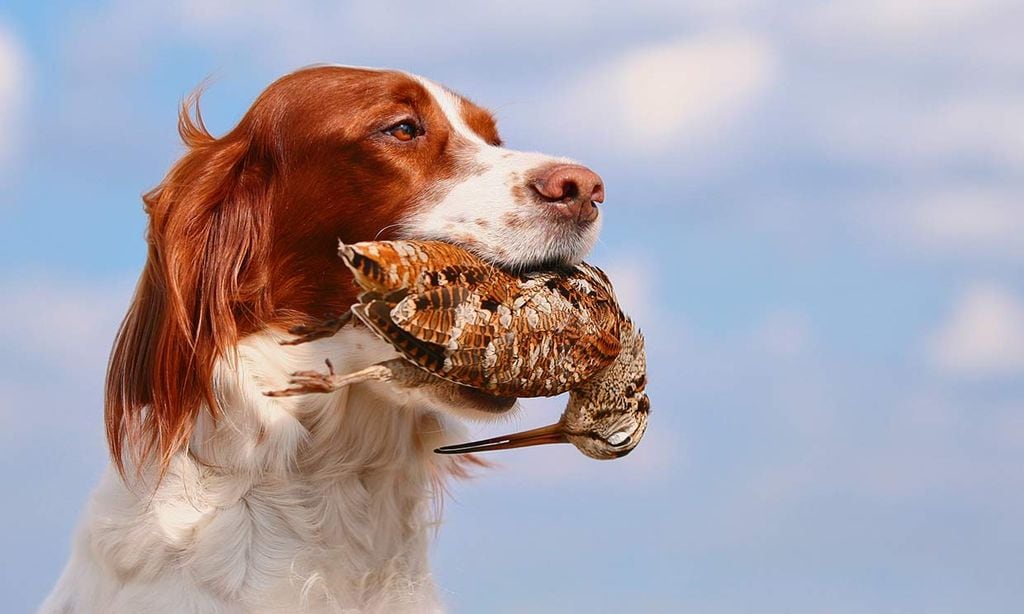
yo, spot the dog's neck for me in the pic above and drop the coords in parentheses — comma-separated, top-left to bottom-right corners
(85, 327, 465, 613)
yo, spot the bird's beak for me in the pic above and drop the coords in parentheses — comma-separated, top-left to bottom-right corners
(434, 422, 568, 455)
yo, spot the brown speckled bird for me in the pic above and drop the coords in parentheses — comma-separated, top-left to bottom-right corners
(267, 240, 650, 459)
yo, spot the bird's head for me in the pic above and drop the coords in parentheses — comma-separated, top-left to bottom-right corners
(562, 389, 650, 460)
(560, 324, 649, 459)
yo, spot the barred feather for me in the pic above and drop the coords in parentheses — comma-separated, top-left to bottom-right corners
(339, 240, 624, 397)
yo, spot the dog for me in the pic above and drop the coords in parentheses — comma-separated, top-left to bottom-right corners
(41, 66, 605, 613)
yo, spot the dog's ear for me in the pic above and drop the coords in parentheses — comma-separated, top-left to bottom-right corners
(106, 90, 274, 480)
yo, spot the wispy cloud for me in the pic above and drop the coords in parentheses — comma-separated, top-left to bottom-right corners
(550, 33, 777, 156)
(0, 21, 26, 183)
(864, 185, 1024, 263)
(9, 2, 1024, 611)
(0, 276, 130, 434)
(802, 0, 1021, 48)
(825, 92, 1024, 172)
(0, 276, 132, 370)
(928, 283, 1024, 377)
(598, 253, 659, 327)
(70, 0, 760, 75)
(789, 1, 1024, 176)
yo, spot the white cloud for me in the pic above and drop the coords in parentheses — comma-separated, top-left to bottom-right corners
(860, 186, 1024, 263)
(0, 22, 26, 177)
(896, 187, 1024, 260)
(0, 277, 132, 370)
(0, 277, 130, 444)
(793, 1, 1024, 174)
(928, 283, 1024, 376)
(598, 255, 656, 326)
(902, 95, 1024, 171)
(818, 89, 1024, 172)
(69, 0, 765, 75)
(55, 2, 778, 176)
(551, 32, 778, 154)
(803, 0, 1017, 47)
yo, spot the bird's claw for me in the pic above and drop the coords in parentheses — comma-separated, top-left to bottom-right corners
(280, 313, 353, 346)
(264, 360, 342, 396)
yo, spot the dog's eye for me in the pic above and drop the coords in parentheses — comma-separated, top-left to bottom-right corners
(384, 120, 422, 142)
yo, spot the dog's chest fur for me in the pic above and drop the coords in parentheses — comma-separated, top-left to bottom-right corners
(42, 327, 466, 614)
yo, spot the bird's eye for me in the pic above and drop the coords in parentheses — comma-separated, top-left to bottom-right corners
(607, 431, 631, 447)
(384, 120, 422, 142)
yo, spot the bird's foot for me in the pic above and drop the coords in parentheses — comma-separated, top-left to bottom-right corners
(264, 359, 394, 397)
(280, 312, 353, 346)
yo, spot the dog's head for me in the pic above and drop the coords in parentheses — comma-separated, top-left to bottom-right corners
(106, 66, 605, 475)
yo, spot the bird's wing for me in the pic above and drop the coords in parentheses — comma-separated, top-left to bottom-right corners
(350, 300, 448, 374)
(341, 240, 499, 295)
(387, 286, 482, 346)
(386, 284, 623, 396)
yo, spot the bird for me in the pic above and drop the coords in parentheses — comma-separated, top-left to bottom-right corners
(267, 239, 650, 459)
(435, 321, 649, 460)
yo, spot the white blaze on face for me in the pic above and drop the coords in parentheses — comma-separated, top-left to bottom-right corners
(404, 75, 602, 270)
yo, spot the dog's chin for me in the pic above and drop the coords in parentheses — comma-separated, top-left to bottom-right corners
(408, 209, 601, 274)
(437, 230, 598, 274)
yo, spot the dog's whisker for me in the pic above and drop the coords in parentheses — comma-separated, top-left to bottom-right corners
(373, 223, 403, 241)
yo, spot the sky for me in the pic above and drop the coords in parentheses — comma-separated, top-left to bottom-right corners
(2, 1, 1023, 612)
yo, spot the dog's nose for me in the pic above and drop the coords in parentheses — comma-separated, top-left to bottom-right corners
(531, 164, 605, 223)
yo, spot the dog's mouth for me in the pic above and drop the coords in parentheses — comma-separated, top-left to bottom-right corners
(422, 236, 585, 276)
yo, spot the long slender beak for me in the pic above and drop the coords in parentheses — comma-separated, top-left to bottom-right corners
(434, 421, 568, 455)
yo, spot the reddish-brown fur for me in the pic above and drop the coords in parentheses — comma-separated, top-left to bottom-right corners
(105, 67, 501, 478)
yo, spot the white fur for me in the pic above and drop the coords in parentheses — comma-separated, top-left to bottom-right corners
(405, 77, 602, 269)
(42, 70, 601, 614)
(41, 327, 480, 614)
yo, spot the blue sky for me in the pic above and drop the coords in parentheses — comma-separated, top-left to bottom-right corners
(2, 1, 1023, 612)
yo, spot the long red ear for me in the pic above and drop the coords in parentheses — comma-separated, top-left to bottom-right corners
(105, 90, 273, 480)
